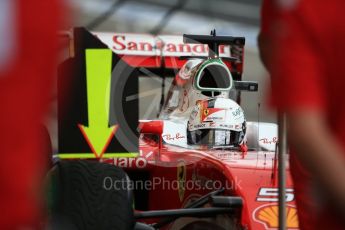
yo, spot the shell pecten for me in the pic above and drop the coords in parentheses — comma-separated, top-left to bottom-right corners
(255, 205, 299, 229)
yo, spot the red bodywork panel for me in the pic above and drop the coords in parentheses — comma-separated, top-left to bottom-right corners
(103, 124, 298, 230)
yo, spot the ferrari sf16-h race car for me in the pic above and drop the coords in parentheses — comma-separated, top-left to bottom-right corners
(51, 29, 298, 230)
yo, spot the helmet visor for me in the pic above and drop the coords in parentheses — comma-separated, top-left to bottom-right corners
(187, 129, 243, 147)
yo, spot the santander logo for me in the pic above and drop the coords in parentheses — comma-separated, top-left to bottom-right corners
(94, 32, 231, 57)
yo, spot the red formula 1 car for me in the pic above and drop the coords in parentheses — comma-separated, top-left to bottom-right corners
(51, 30, 298, 230)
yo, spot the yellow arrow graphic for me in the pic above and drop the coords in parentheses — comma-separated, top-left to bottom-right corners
(79, 49, 117, 158)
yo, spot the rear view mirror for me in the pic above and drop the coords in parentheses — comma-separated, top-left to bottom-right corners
(139, 120, 163, 135)
(234, 81, 258, 92)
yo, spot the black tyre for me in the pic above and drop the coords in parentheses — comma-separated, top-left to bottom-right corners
(49, 160, 134, 230)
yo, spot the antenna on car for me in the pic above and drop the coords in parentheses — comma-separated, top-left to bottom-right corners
(183, 29, 245, 59)
(209, 29, 218, 58)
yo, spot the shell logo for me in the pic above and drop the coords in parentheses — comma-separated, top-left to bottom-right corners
(253, 204, 299, 229)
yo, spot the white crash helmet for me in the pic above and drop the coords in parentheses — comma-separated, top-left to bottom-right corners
(187, 98, 246, 147)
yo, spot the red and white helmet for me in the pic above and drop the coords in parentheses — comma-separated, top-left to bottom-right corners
(187, 98, 246, 147)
